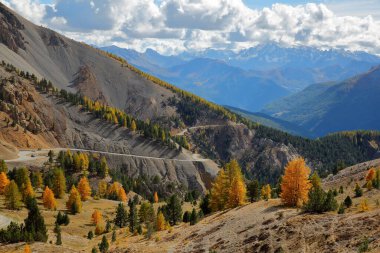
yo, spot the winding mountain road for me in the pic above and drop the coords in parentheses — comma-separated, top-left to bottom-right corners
(5, 148, 209, 163)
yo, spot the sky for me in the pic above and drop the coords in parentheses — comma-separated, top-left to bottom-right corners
(2, 0, 380, 55)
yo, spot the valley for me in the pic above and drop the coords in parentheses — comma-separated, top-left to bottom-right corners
(0, 1, 379, 253)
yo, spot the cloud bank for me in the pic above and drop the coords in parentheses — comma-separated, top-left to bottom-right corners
(2, 0, 380, 55)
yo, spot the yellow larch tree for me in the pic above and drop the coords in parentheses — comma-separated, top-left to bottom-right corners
(22, 179, 35, 201)
(156, 211, 166, 231)
(280, 158, 311, 207)
(130, 120, 137, 132)
(91, 210, 103, 225)
(78, 177, 92, 201)
(66, 185, 82, 214)
(95, 219, 105, 235)
(42, 186, 57, 210)
(210, 159, 247, 211)
(261, 184, 272, 201)
(0, 172, 10, 194)
(154, 192, 159, 203)
(98, 180, 108, 198)
(210, 168, 229, 211)
(227, 160, 247, 208)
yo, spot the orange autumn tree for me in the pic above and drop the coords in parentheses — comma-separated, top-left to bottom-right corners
(107, 182, 127, 202)
(280, 158, 311, 207)
(78, 177, 92, 201)
(91, 210, 103, 225)
(366, 168, 376, 182)
(154, 192, 159, 203)
(42, 186, 57, 210)
(0, 172, 10, 194)
(24, 244, 31, 253)
(118, 187, 127, 202)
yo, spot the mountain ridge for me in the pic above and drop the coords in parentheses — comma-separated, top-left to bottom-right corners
(263, 65, 380, 137)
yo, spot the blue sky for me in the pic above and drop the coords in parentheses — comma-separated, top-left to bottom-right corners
(2, 0, 380, 54)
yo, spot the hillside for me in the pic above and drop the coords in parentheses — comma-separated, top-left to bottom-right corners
(101, 44, 380, 112)
(263, 66, 380, 137)
(2, 3, 380, 187)
(1, 156, 379, 253)
(0, 62, 220, 194)
(225, 106, 313, 138)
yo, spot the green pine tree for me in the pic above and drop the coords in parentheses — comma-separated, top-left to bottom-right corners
(98, 235, 109, 253)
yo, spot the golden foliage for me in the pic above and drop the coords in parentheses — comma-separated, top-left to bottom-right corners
(107, 182, 127, 201)
(130, 120, 137, 132)
(154, 192, 159, 203)
(66, 185, 82, 214)
(156, 211, 166, 231)
(98, 180, 108, 198)
(210, 159, 247, 211)
(280, 158, 311, 207)
(95, 220, 105, 235)
(360, 199, 370, 212)
(78, 177, 92, 201)
(0, 172, 10, 194)
(261, 184, 272, 201)
(23, 179, 35, 201)
(4, 180, 22, 210)
(91, 210, 103, 225)
(42, 186, 57, 210)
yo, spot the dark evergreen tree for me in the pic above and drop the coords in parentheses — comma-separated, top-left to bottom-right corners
(0, 222, 24, 243)
(164, 194, 182, 226)
(137, 224, 142, 235)
(337, 203, 345, 214)
(128, 202, 138, 233)
(190, 208, 198, 226)
(55, 224, 62, 245)
(324, 190, 338, 211)
(112, 229, 116, 242)
(303, 180, 338, 213)
(200, 194, 211, 215)
(24, 197, 48, 242)
(105, 220, 111, 233)
(114, 203, 128, 228)
(354, 183, 363, 197)
(344, 196, 353, 208)
(247, 179, 260, 202)
(88, 230, 94, 240)
(98, 235, 109, 253)
(182, 211, 190, 223)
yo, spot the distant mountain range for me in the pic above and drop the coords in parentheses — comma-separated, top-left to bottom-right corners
(263, 65, 380, 137)
(102, 44, 380, 112)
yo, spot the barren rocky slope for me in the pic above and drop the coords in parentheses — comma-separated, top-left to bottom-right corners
(0, 64, 218, 192)
(1, 3, 380, 186)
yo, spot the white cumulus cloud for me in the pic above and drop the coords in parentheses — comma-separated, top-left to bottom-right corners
(1, 0, 380, 55)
